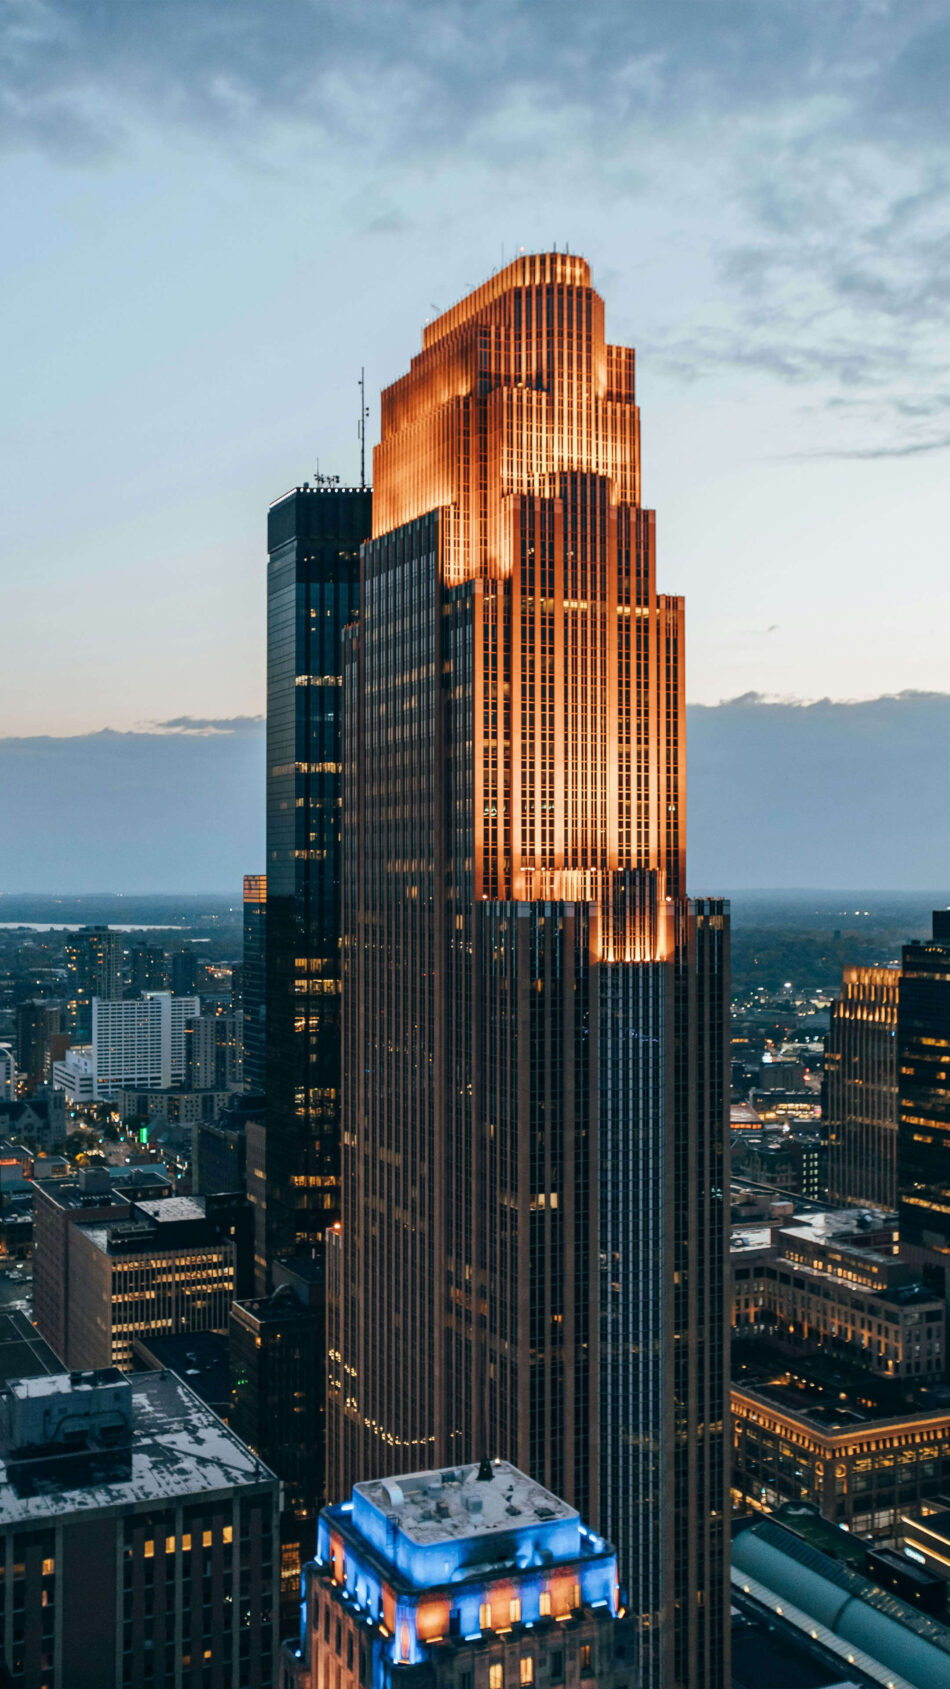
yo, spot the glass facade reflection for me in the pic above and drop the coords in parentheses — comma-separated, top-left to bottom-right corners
(264, 485, 371, 1276)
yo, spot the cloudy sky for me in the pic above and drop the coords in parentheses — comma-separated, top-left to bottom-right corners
(4, 0, 950, 738)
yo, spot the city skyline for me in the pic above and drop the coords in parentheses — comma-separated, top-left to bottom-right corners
(5, 2, 950, 738)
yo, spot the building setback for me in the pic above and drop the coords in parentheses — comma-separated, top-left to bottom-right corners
(0, 1366, 279, 1689)
(282, 1460, 635, 1689)
(826, 965, 900, 1211)
(263, 484, 371, 1280)
(330, 252, 730, 1689)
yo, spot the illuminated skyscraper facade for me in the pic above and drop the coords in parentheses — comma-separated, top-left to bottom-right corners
(826, 965, 899, 1211)
(263, 484, 371, 1276)
(330, 256, 729, 1689)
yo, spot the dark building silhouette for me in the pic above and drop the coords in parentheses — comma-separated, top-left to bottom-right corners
(64, 926, 122, 1039)
(15, 999, 62, 1090)
(330, 254, 730, 1689)
(242, 873, 267, 1097)
(128, 940, 169, 995)
(262, 484, 371, 1274)
(229, 1258, 325, 1626)
(898, 911, 950, 1290)
(825, 965, 900, 1211)
(170, 945, 200, 997)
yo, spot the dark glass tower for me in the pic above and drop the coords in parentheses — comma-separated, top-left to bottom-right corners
(329, 256, 730, 1689)
(264, 484, 372, 1277)
(826, 965, 899, 1211)
(898, 911, 950, 1286)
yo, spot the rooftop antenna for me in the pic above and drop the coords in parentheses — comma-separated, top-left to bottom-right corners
(358, 368, 369, 489)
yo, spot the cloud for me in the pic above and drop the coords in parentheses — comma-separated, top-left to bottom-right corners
(144, 715, 264, 735)
(4, 0, 950, 459)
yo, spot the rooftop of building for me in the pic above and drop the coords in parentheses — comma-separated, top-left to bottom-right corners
(131, 1331, 229, 1414)
(733, 1343, 950, 1429)
(0, 1311, 60, 1389)
(134, 1196, 206, 1223)
(0, 1369, 274, 1525)
(733, 1516, 950, 1689)
(353, 1460, 576, 1549)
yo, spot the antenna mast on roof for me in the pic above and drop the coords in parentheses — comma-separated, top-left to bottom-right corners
(358, 367, 369, 489)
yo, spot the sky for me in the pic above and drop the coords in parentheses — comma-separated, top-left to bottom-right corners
(3, 692, 949, 894)
(3, 0, 950, 741)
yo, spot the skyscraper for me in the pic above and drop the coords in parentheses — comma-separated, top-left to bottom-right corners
(64, 925, 122, 1039)
(263, 484, 371, 1272)
(330, 254, 730, 1689)
(242, 872, 267, 1096)
(826, 965, 900, 1210)
(898, 911, 950, 1289)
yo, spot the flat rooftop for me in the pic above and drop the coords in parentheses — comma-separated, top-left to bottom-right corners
(0, 1370, 275, 1525)
(0, 1312, 60, 1388)
(135, 1196, 205, 1223)
(354, 1459, 576, 1546)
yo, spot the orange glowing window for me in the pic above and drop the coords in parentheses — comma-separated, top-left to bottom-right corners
(416, 1600, 450, 1641)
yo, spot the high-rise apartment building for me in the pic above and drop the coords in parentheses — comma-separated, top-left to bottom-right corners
(243, 873, 267, 1096)
(263, 485, 371, 1271)
(15, 998, 62, 1090)
(826, 965, 900, 1210)
(64, 925, 123, 1039)
(330, 254, 730, 1689)
(77, 991, 200, 1099)
(128, 940, 169, 995)
(898, 911, 950, 1285)
(0, 1044, 16, 1101)
(282, 1460, 634, 1689)
(0, 1366, 279, 1689)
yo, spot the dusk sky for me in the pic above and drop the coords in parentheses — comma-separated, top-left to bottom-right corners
(4, 0, 950, 740)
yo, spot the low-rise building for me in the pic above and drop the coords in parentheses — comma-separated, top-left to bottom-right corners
(282, 1460, 634, 1689)
(0, 1366, 279, 1689)
(732, 1357, 950, 1540)
(732, 1205, 942, 1379)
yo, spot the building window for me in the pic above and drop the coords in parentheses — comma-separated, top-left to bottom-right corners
(480, 1603, 493, 1631)
(538, 1593, 551, 1618)
(509, 1598, 522, 1625)
(520, 1661, 534, 1685)
(579, 1645, 591, 1676)
(490, 1668, 503, 1689)
(549, 1653, 563, 1681)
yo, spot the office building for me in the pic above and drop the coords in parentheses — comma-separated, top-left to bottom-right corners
(263, 483, 371, 1269)
(0, 1366, 279, 1689)
(64, 925, 123, 1039)
(53, 991, 200, 1100)
(732, 1207, 944, 1378)
(898, 913, 950, 1283)
(186, 1009, 244, 1092)
(731, 1358, 950, 1539)
(14, 998, 62, 1090)
(826, 965, 900, 1210)
(330, 253, 730, 1689)
(243, 874, 267, 1097)
(32, 1171, 245, 1368)
(229, 1258, 325, 1619)
(0, 1043, 16, 1100)
(281, 1460, 634, 1689)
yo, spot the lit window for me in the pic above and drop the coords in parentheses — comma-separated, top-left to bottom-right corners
(144, 1541, 154, 1559)
(42, 1559, 54, 1577)
(223, 1525, 233, 1544)
(520, 1661, 533, 1684)
(490, 1668, 503, 1689)
(510, 1598, 522, 1624)
(203, 1530, 212, 1548)
(538, 1592, 551, 1617)
(479, 1603, 492, 1631)
(580, 1644, 592, 1674)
